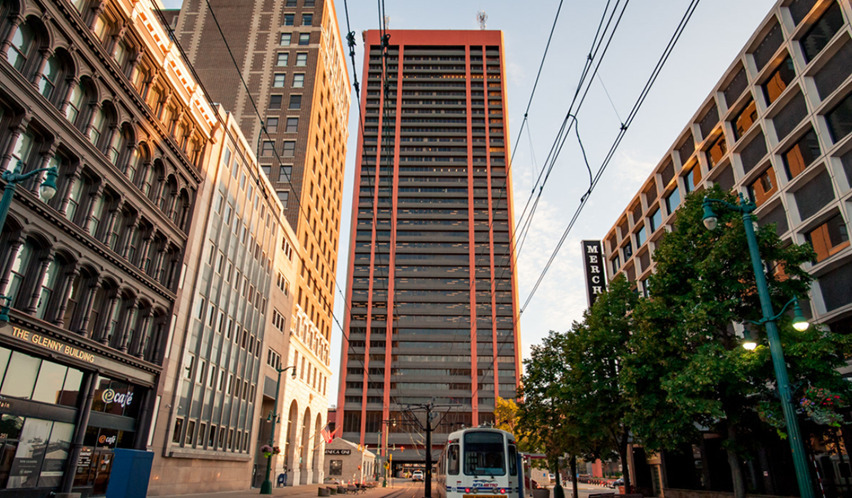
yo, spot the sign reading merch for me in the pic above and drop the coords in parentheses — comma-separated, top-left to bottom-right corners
(582, 240, 606, 306)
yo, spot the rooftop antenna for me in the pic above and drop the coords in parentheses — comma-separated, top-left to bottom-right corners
(477, 11, 488, 30)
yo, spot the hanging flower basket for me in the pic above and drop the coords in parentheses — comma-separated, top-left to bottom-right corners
(800, 386, 845, 427)
(261, 444, 281, 458)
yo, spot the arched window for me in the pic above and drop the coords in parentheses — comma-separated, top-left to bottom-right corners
(35, 253, 70, 320)
(88, 102, 116, 149)
(2, 235, 49, 312)
(38, 49, 73, 105)
(173, 189, 191, 231)
(65, 78, 96, 131)
(7, 20, 35, 73)
(145, 159, 165, 201)
(87, 279, 116, 338)
(159, 175, 177, 214)
(125, 142, 147, 182)
(61, 267, 95, 329)
(114, 124, 135, 170)
(64, 169, 99, 228)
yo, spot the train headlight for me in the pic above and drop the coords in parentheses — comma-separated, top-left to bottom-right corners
(499, 489, 507, 494)
(465, 488, 471, 493)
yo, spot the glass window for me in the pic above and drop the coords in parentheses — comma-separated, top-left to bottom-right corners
(665, 186, 681, 214)
(447, 443, 460, 475)
(825, 92, 852, 143)
(289, 95, 301, 110)
(762, 56, 795, 106)
(807, 213, 849, 262)
(706, 133, 727, 169)
(293, 74, 304, 88)
(0, 352, 39, 399)
(269, 95, 282, 110)
(463, 431, 505, 476)
(733, 100, 757, 141)
(801, 2, 844, 62)
(508, 444, 517, 476)
(7, 418, 51, 488)
(279, 33, 291, 45)
(266, 117, 278, 133)
(286, 117, 298, 133)
(747, 166, 778, 207)
(277, 191, 289, 206)
(39, 55, 59, 99)
(782, 128, 821, 179)
(303, 14, 313, 25)
(623, 242, 633, 259)
(650, 208, 662, 232)
(7, 22, 35, 72)
(636, 226, 647, 247)
(296, 53, 308, 66)
(276, 53, 289, 66)
(283, 141, 296, 157)
(279, 166, 292, 182)
(284, 14, 295, 26)
(611, 255, 620, 274)
(31, 360, 68, 404)
(299, 33, 310, 45)
(273, 74, 286, 87)
(683, 167, 698, 193)
(261, 141, 275, 156)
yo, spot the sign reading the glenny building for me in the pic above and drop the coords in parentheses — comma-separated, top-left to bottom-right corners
(582, 240, 606, 306)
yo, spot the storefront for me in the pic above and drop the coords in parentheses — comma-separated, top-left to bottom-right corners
(0, 324, 154, 497)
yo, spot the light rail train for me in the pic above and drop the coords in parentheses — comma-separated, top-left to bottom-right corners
(435, 427, 523, 498)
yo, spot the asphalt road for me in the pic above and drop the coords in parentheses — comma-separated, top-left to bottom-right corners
(386, 479, 618, 498)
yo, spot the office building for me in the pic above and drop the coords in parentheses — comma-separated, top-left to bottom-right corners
(171, 0, 351, 370)
(603, 0, 851, 493)
(337, 30, 522, 469)
(0, 0, 216, 494)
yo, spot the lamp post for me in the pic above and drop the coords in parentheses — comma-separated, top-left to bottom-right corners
(260, 365, 296, 495)
(0, 160, 59, 319)
(702, 194, 814, 498)
(380, 418, 396, 487)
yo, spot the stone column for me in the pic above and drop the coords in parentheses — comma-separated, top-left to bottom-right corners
(57, 167, 81, 217)
(0, 236, 24, 297)
(52, 265, 80, 328)
(83, 184, 104, 235)
(76, 276, 104, 337)
(115, 296, 138, 352)
(0, 16, 24, 61)
(129, 306, 152, 357)
(96, 290, 120, 344)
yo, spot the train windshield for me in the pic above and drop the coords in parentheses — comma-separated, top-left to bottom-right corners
(463, 431, 506, 476)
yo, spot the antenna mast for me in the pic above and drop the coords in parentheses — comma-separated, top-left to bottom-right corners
(477, 11, 488, 30)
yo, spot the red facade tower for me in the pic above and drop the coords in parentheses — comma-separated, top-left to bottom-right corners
(337, 30, 521, 466)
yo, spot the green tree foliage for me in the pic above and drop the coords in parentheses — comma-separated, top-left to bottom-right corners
(621, 185, 852, 496)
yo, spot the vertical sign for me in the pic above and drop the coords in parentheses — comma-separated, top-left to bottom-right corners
(582, 241, 606, 306)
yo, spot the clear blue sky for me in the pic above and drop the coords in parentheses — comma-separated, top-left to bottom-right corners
(162, 0, 778, 403)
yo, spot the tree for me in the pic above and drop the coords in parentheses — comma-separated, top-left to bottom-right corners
(561, 275, 637, 492)
(494, 396, 535, 453)
(622, 185, 852, 497)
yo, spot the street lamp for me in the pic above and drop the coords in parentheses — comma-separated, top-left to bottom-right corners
(260, 365, 297, 495)
(702, 194, 814, 498)
(380, 418, 397, 487)
(0, 160, 59, 321)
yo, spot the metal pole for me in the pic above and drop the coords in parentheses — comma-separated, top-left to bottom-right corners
(260, 368, 282, 494)
(741, 209, 814, 498)
(425, 405, 433, 498)
(0, 179, 18, 238)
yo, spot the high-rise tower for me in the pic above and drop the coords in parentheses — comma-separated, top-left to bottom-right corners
(172, 0, 350, 350)
(338, 30, 522, 467)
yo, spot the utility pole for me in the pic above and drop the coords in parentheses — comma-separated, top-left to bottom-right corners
(401, 401, 449, 498)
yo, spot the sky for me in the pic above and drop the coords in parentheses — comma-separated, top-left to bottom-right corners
(162, 0, 778, 403)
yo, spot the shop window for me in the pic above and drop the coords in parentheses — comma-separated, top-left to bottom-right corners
(807, 213, 849, 262)
(0, 352, 39, 398)
(762, 56, 795, 106)
(825, 92, 852, 143)
(747, 166, 778, 206)
(733, 100, 757, 141)
(781, 127, 821, 179)
(801, 2, 844, 62)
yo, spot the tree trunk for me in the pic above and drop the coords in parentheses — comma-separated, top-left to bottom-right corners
(619, 440, 631, 493)
(726, 423, 746, 498)
(553, 458, 564, 498)
(570, 455, 578, 498)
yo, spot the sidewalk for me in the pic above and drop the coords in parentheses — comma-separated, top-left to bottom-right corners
(155, 482, 409, 498)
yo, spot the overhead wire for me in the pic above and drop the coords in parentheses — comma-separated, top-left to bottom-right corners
(520, 0, 703, 310)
